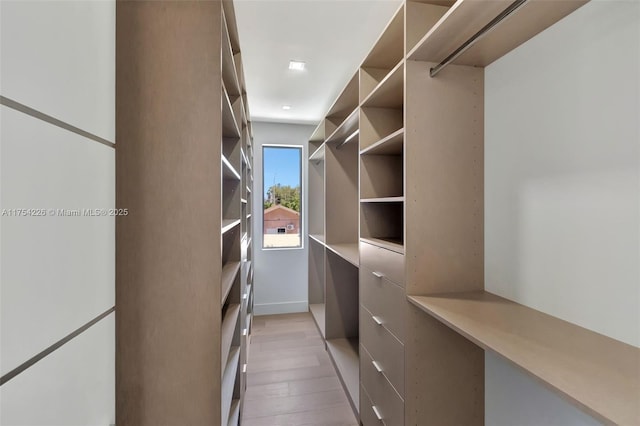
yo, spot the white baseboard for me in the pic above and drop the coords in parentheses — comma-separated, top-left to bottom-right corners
(254, 301, 308, 316)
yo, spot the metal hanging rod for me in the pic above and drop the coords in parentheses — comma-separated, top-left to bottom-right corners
(336, 129, 359, 149)
(430, 0, 529, 78)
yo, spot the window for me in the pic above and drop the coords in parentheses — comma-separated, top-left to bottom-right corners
(263, 145, 302, 249)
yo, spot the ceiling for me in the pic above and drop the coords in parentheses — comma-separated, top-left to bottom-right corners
(235, 0, 402, 125)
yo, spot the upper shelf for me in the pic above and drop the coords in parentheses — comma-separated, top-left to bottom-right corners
(309, 144, 325, 163)
(408, 291, 640, 426)
(361, 61, 403, 109)
(222, 82, 241, 139)
(326, 72, 359, 121)
(360, 128, 404, 156)
(221, 11, 241, 98)
(361, 3, 404, 70)
(408, 0, 589, 66)
(325, 109, 359, 146)
(222, 155, 241, 181)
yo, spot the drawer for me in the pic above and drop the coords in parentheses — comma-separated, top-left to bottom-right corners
(361, 344, 404, 426)
(360, 267, 405, 342)
(360, 306, 405, 397)
(360, 241, 405, 286)
(360, 385, 382, 426)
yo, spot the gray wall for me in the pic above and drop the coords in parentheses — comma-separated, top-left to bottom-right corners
(252, 121, 315, 315)
(0, 1, 115, 424)
(484, 1, 639, 424)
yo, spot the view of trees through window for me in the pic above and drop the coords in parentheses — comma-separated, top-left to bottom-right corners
(263, 146, 302, 248)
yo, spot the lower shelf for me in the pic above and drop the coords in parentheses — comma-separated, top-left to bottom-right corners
(326, 337, 359, 416)
(309, 303, 326, 337)
(408, 291, 640, 425)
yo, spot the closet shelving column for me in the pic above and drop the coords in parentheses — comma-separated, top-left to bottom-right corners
(402, 1, 639, 425)
(307, 72, 361, 416)
(357, 5, 410, 426)
(221, 2, 253, 425)
(308, 121, 326, 337)
(116, 1, 253, 423)
(324, 72, 361, 416)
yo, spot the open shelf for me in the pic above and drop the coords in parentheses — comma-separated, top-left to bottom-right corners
(221, 346, 241, 426)
(360, 106, 403, 152)
(309, 303, 326, 338)
(223, 137, 242, 176)
(360, 128, 404, 156)
(222, 155, 241, 181)
(408, 291, 640, 426)
(309, 120, 326, 154)
(326, 338, 360, 415)
(360, 202, 403, 248)
(221, 219, 241, 234)
(361, 196, 404, 203)
(221, 9, 241, 97)
(309, 234, 325, 245)
(309, 144, 325, 163)
(325, 108, 359, 146)
(361, 61, 403, 109)
(406, 1, 452, 53)
(360, 237, 404, 255)
(221, 304, 241, 370)
(221, 261, 241, 306)
(407, 0, 588, 66)
(360, 4, 405, 102)
(222, 83, 241, 139)
(326, 72, 359, 125)
(326, 243, 359, 268)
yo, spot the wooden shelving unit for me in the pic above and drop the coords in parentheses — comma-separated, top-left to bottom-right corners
(302, 2, 639, 426)
(117, 4, 254, 418)
(307, 69, 361, 415)
(408, 292, 640, 425)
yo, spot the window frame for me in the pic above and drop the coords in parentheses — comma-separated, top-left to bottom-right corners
(261, 144, 304, 251)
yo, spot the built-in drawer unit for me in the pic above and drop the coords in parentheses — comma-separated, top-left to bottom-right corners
(360, 385, 382, 426)
(360, 267, 405, 342)
(359, 241, 404, 286)
(361, 344, 404, 426)
(360, 306, 404, 396)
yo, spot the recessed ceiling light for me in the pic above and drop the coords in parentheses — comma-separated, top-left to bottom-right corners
(282, 105, 292, 110)
(288, 60, 305, 71)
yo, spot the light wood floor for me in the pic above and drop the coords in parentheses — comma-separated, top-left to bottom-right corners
(243, 312, 358, 426)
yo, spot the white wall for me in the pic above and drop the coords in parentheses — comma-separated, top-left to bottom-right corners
(252, 121, 315, 315)
(485, 1, 639, 424)
(0, 1, 115, 424)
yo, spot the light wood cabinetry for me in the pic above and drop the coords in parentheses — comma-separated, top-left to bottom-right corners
(310, 1, 638, 425)
(116, 1, 253, 424)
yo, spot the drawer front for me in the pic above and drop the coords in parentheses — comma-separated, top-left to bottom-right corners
(360, 306, 405, 397)
(360, 385, 382, 426)
(360, 241, 405, 286)
(360, 267, 405, 342)
(361, 344, 404, 426)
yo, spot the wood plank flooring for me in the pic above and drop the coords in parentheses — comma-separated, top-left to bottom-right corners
(243, 312, 358, 426)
